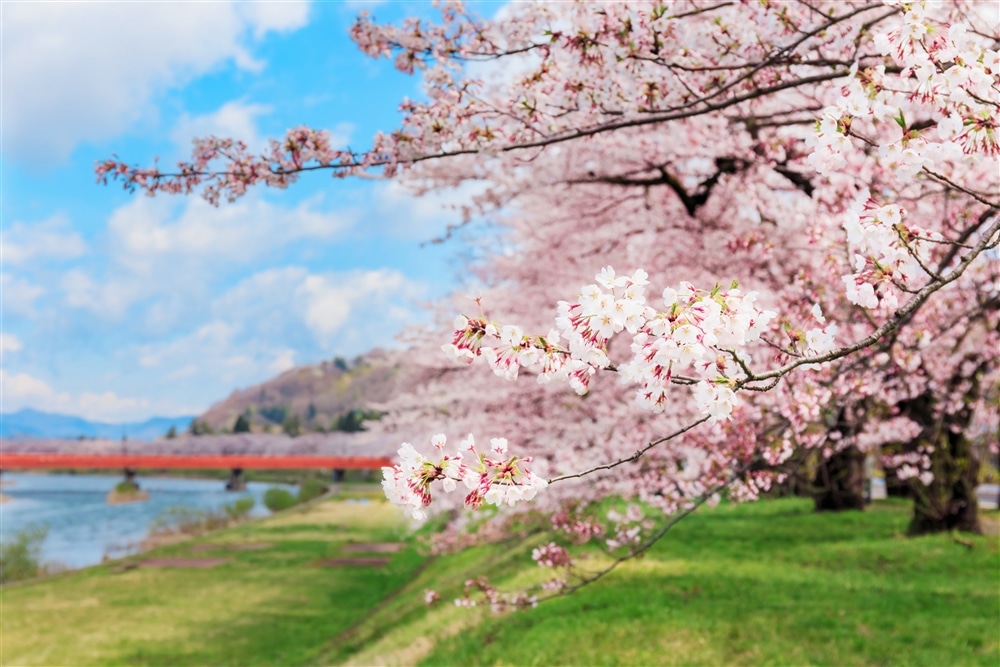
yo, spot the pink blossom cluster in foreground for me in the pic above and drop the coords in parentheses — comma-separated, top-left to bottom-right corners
(381, 433, 546, 520)
(441, 268, 842, 423)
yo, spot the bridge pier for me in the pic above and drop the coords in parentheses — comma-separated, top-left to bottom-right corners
(107, 467, 149, 504)
(122, 467, 139, 489)
(226, 467, 247, 491)
(331, 468, 345, 483)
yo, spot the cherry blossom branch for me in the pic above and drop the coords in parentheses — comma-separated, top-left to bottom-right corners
(922, 168, 1000, 208)
(667, 2, 734, 21)
(743, 215, 1000, 386)
(937, 211, 999, 274)
(669, 4, 886, 111)
(98, 67, 856, 204)
(520, 464, 747, 606)
(895, 227, 944, 282)
(546, 415, 712, 484)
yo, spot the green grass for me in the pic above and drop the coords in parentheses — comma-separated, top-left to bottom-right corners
(0, 493, 423, 666)
(2, 497, 997, 666)
(326, 499, 1000, 667)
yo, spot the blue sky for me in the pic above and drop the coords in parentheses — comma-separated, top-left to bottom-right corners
(2, 1, 492, 422)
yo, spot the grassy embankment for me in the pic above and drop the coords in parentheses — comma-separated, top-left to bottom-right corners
(2, 495, 997, 666)
(1, 486, 417, 666)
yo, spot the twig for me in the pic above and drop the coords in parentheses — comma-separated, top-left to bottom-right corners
(548, 415, 711, 484)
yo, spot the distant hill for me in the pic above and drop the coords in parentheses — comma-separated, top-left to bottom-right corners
(196, 349, 412, 435)
(0, 409, 194, 441)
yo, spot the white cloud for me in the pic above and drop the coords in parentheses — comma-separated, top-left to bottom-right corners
(373, 179, 489, 240)
(134, 317, 274, 392)
(0, 370, 154, 422)
(170, 101, 273, 154)
(61, 194, 356, 322)
(212, 265, 419, 347)
(3, 214, 87, 265)
(299, 276, 356, 338)
(169, 100, 353, 161)
(298, 269, 408, 338)
(129, 265, 423, 400)
(343, 0, 390, 8)
(1, 1, 310, 165)
(62, 269, 145, 321)
(1, 273, 46, 316)
(139, 321, 239, 370)
(268, 349, 298, 375)
(108, 194, 353, 274)
(0, 333, 22, 354)
(237, 2, 314, 40)
(1, 371, 54, 402)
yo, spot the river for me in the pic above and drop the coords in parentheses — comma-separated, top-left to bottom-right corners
(0, 473, 294, 569)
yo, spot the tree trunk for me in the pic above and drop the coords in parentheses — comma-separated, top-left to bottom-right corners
(899, 392, 981, 535)
(813, 405, 867, 512)
(883, 468, 911, 498)
(813, 444, 867, 511)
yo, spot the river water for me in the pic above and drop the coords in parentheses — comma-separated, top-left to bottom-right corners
(0, 473, 293, 569)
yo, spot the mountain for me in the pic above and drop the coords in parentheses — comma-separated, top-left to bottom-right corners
(196, 349, 413, 434)
(0, 409, 194, 441)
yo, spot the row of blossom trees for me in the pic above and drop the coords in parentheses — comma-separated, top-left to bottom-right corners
(102, 0, 997, 602)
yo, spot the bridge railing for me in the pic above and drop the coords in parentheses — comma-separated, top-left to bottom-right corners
(0, 453, 394, 470)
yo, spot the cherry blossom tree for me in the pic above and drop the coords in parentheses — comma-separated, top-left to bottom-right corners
(101, 0, 998, 601)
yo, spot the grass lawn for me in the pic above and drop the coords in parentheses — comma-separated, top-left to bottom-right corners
(0, 488, 423, 666)
(2, 496, 997, 666)
(326, 499, 1000, 667)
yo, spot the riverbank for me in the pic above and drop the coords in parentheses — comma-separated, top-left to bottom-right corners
(0, 473, 295, 569)
(27, 467, 373, 485)
(3, 496, 998, 665)
(1, 486, 421, 666)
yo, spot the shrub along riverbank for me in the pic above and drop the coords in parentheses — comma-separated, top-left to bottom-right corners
(2, 495, 996, 666)
(0, 525, 50, 584)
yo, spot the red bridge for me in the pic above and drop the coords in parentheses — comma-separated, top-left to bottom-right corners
(1, 453, 392, 471)
(1, 433, 398, 490)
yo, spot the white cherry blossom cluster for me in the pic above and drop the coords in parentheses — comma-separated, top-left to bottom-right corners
(463, 435, 549, 509)
(805, 2, 999, 312)
(619, 280, 776, 420)
(531, 542, 571, 568)
(556, 266, 652, 370)
(605, 504, 651, 551)
(761, 436, 795, 467)
(883, 445, 935, 487)
(455, 576, 538, 613)
(804, 304, 840, 357)
(807, 106, 865, 175)
(804, 0, 1000, 309)
(856, 416, 924, 452)
(809, 2, 999, 179)
(841, 191, 932, 310)
(381, 435, 466, 520)
(876, 3, 999, 138)
(444, 268, 779, 423)
(381, 433, 547, 519)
